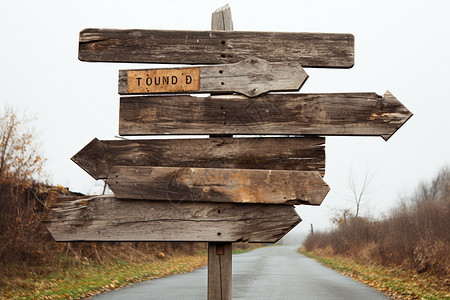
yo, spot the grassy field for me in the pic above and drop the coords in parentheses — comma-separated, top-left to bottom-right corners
(299, 248, 449, 300)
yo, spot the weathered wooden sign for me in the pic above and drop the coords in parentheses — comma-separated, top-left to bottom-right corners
(79, 28, 354, 68)
(107, 166, 329, 205)
(46, 4, 413, 299)
(119, 91, 412, 140)
(119, 57, 308, 97)
(71, 137, 326, 180)
(44, 196, 301, 243)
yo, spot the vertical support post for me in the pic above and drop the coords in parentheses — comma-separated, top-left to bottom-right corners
(207, 5, 234, 300)
(209, 3, 234, 139)
(208, 242, 232, 300)
(211, 4, 234, 31)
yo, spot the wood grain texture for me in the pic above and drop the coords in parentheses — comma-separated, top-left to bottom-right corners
(106, 166, 329, 205)
(43, 196, 301, 243)
(71, 137, 325, 180)
(208, 242, 232, 300)
(79, 28, 354, 68)
(119, 91, 412, 140)
(119, 57, 308, 97)
(211, 4, 233, 31)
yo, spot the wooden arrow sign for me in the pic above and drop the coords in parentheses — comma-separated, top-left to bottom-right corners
(106, 166, 329, 205)
(79, 28, 354, 68)
(119, 57, 308, 97)
(44, 196, 301, 243)
(71, 137, 325, 180)
(119, 91, 412, 140)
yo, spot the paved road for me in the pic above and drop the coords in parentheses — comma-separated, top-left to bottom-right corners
(91, 245, 387, 299)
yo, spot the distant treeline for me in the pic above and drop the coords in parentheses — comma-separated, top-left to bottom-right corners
(303, 166, 449, 278)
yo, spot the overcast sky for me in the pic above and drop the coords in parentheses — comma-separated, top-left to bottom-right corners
(1, 0, 449, 237)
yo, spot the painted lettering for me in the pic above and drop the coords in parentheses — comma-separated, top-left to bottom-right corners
(128, 68, 199, 93)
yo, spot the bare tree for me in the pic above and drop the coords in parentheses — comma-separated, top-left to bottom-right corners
(348, 168, 373, 218)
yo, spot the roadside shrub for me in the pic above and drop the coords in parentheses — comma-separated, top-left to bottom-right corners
(304, 166, 449, 278)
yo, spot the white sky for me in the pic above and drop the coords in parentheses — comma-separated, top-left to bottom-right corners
(1, 0, 449, 237)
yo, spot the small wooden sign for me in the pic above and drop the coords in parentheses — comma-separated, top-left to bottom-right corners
(120, 58, 308, 97)
(126, 67, 200, 94)
(44, 196, 301, 243)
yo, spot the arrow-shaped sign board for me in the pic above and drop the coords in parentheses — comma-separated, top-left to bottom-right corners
(119, 91, 412, 140)
(107, 166, 329, 206)
(119, 57, 308, 97)
(44, 196, 301, 243)
(79, 28, 354, 68)
(71, 137, 325, 180)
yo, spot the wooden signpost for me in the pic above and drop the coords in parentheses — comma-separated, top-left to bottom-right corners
(44, 4, 412, 300)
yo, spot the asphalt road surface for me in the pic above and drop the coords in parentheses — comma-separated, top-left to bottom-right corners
(91, 245, 387, 299)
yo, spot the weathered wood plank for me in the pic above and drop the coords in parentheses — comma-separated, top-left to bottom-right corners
(208, 242, 232, 300)
(79, 29, 354, 68)
(106, 166, 329, 205)
(119, 91, 412, 140)
(71, 137, 325, 180)
(43, 196, 301, 243)
(119, 57, 308, 97)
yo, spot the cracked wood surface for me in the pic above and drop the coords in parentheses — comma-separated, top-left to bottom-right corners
(79, 28, 354, 68)
(106, 166, 329, 205)
(71, 137, 325, 180)
(44, 196, 301, 243)
(119, 91, 412, 140)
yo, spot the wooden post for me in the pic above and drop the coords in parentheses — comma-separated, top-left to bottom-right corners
(208, 5, 233, 300)
(208, 242, 232, 300)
